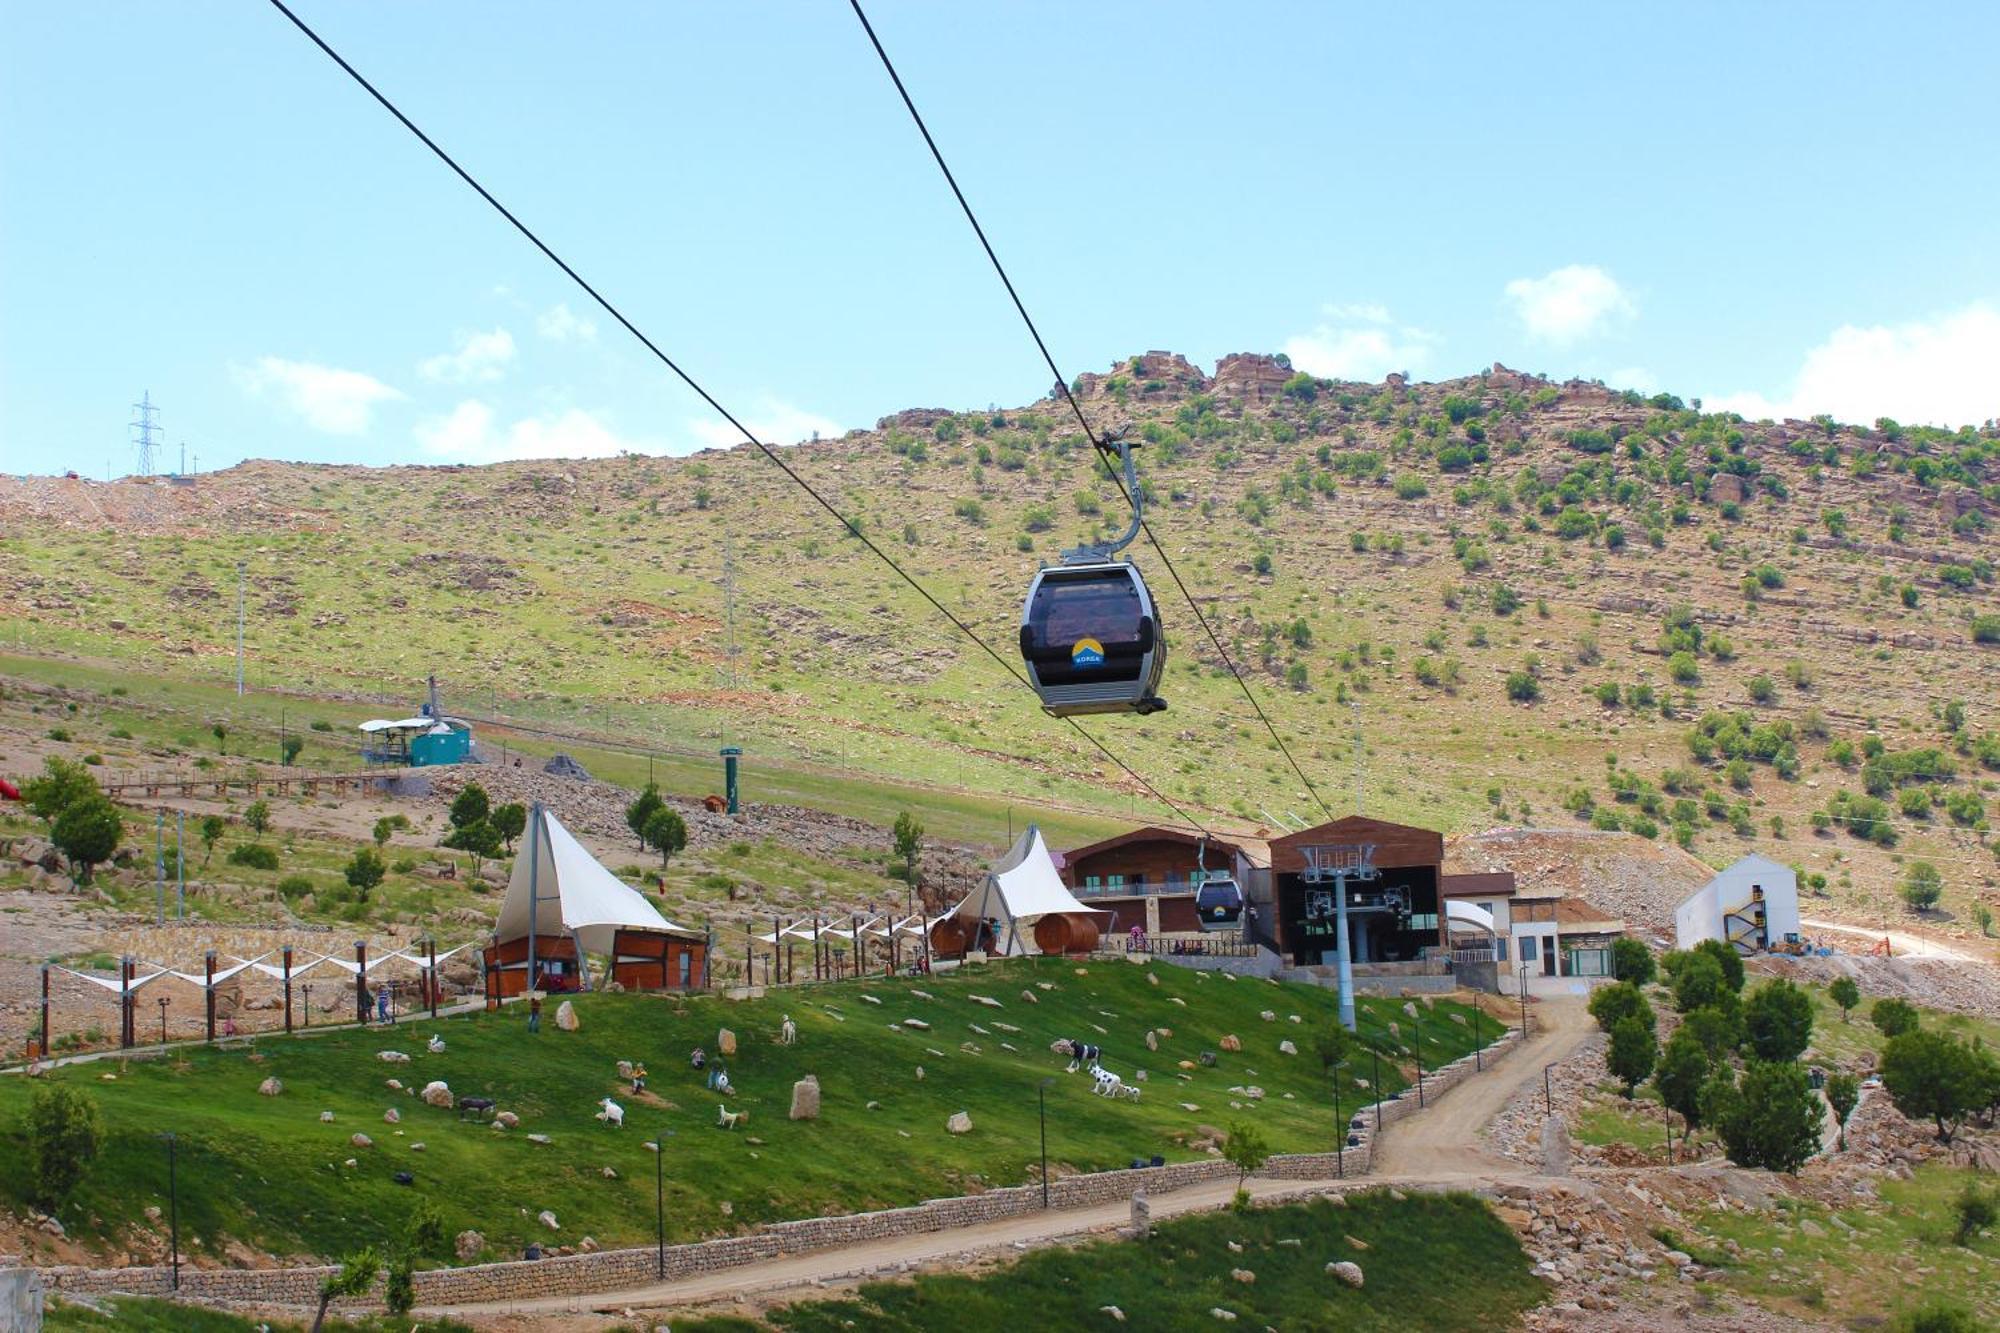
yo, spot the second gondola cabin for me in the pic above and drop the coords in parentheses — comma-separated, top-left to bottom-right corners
(1018, 560, 1166, 716)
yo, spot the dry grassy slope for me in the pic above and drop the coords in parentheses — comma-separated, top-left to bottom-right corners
(2, 356, 1997, 936)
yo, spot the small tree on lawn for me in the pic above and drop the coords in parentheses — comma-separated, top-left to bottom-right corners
(644, 807, 688, 868)
(1654, 1027, 1710, 1135)
(1744, 977, 1815, 1063)
(212, 722, 228, 755)
(371, 815, 406, 849)
(1691, 938, 1745, 993)
(244, 799, 272, 843)
(310, 1247, 380, 1333)
(280, 734, 304, 766)
(1714, 1061, 1821, 1172)
(1824, 1072, 1859, 1152)
(1828, 976, 1861, 1024)
(1879, 1029, 1985, 1143)
(892, 811, 924, 889)
(344, 847, 387, 901)
(443, 820, 501, 877)
(1610, 937, 1656, 986)
(448, 783, 489, 832)
(21, 755, 98, 830)
(52, 797, 122, 887)
(199, 814, 226, 867)
(1900, 861, 1944, 913)
(1607, 1016, 1658, 1098)
(625, 783, 665, 852)
(1670, 952, 1730, 1014)
(1222, 1122, 1270, 1206)
(1952, 1182, 1997, 1247)
(490, 802, 526, 853)
(1872, 997, 1920, 1038)
(26, 1083, 102, 1208)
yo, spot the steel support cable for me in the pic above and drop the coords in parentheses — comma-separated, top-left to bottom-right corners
(845, 0, 1334, 820)
(264, 0, 1207, 836)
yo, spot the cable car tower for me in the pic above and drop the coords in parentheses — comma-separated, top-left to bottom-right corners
(1301, 842, 1378, 1032)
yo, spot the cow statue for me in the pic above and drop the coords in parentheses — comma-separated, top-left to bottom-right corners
(595, 1097, 624, 1128)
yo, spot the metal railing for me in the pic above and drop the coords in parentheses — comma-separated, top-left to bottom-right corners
(1104, 935, 1261, 959)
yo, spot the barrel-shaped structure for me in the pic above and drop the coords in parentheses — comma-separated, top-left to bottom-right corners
(929, 917, 970, 958)
(1032, 912, 1101, 956)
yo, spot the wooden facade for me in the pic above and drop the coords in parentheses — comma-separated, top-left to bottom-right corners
(1266, 816, 1448, 967)
(609, 927, 708, 992)
(483, 934, 581, 999)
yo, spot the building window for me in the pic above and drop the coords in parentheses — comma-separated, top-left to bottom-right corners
(1495, 937, 1508, 961)
(678, 951, 692, 988)
(1084, 875, 1102, 892)
(1106, 874, 1125, 890)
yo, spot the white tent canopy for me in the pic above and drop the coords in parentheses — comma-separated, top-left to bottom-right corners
(496, 806, 699, 955)
(1445, 899, 1498, 938)
(947, 825, 1111, 957)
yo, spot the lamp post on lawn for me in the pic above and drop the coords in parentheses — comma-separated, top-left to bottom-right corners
(1039, 1076, 1055, 1209)
(159, 1131, 180, 1291)
(303, 983, 312, 1030)
(1516, 962, 1531, 1037)
(156, 995, 171, 1047)
(654, 1127, 675, 1278)
(1332, 1065, 1345, 1179)
(1413, 1007, 1425, 1109)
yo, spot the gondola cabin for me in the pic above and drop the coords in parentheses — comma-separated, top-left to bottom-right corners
(1194, 875, 1246, 930)
(1019, 561, 1166, 716)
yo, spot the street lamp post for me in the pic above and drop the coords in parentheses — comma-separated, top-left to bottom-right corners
(1370, 1047, 1383, 1130)
(302, 983, 312, 1030)
(654, 1127, 675, 1278)
(157, 996, 171, 1047)
(1039, 1077, 1055, 1209)
(1517, 962, 1531, 1037)
(1544, 1064, 1554, 1116)
(1332, 1066, 1344, 1179)
(1413, 1007, 1425, 1109)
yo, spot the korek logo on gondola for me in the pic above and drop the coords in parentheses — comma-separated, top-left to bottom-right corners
(1070, 637, 1105, 668)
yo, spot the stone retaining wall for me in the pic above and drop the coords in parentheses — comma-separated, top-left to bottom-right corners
(44, 1027, 1521, 1312)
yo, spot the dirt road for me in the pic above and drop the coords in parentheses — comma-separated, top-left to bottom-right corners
(1798, 917, 1981, 963)
(1369, 995, 1592, 1179)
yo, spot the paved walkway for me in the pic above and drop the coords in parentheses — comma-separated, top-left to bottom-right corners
(422, 1005, 1585, 1322)
(1798, 917, 1981, 962)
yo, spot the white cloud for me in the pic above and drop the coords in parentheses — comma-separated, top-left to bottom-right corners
(234, 356, 403, 435)
(418, 327, 516, 383)
(1281, 304, 1439, 382)
(415, 400, 659, 463)
(536, 302, 597, 342)
(1607, 366, 1658, 394)
(688, 397, 842, 450)
(1503, 264, 1635, 343)
(1709, 303, 2000, 429)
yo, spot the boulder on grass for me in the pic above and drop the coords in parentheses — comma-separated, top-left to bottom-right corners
(258, 1077, 283, 1097)
(718, 1027, 737, 1057)
(1219, 1034, 1242, 1052)
(351, 1133, 374, 1149)
(421, 1080, 452, 1109)
(790, 1075, 821, 1121)
(554, 1000, 579, 1032)
(455, 1230, 485, 1262)
(1326, 1260, 1364, 1287)
(946, 1110, 972, 1134)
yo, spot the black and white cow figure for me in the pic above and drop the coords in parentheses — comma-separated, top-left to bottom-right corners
(1053, 1037, 1103, 1073)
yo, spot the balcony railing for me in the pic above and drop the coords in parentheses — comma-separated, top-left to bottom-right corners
(1074, 875, 1207, 898)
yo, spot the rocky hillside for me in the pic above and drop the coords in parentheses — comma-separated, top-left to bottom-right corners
(3, 354, 1998, 936)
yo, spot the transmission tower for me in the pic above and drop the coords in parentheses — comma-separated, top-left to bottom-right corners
(130, 391, 162, 477)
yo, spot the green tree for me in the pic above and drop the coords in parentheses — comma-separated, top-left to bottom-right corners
(280, 734, 305, 766)
(1951, 1182, 1996, 1247)
(490, 802, 527, 853)
(625, 783, 665, 851)
(1654, 1028, 1711, 1133)
(1825, 1072, 1859, 1152)
(1872, 997, 1921, 1038)
(1670, 951, 1729, 1013)
(25, 1083, 102, 1207)
(343, 846, 387, 900)
(244, 799, 272, 842)
(1588, 981, 1655, 1033)
(310, 1247, 381, 1333)
(1610, 937, 1656, 986)
(383, 1253, 415, 1316)
(212, 722, 229, 754)
(448, 783, 490, 831)
(21, 756, 98, 829)
(1315, 1023, 1356, 1073)
(1879, 1029, 1985, 1143)
(1692, 938, 1746, 993)
(442, 820, 501, 874)
(52, 797, 122, 886)
(1828, 976, 1861, 1023)
(371, 814, 407, 848)
(1900, 860, 1944, 912)
(1607, 1015, 1658, 1098)
(406, 1199, 448, 1261)
(1743, 977, 1814, 1063)
(1680, 1002, 1744, 1059)
(1222, 1121, 1270, 1196)
(1714, 1061, 1822, 1172)
(199, 813, 226, 867)
(892, 811, 925, 889)
(644, 806, 688, 868)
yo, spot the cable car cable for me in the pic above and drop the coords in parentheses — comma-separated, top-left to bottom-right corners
(846, 0, 1333, 818)
(263, 0, 1209, 835)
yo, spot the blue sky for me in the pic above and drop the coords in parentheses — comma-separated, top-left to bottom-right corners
(4, 2, 1997, 477)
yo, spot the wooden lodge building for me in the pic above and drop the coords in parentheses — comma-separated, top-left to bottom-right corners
(1056, 826, 1270, 938)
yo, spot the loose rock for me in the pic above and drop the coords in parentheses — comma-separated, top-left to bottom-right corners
(1326, 1261, 1364, 1287)
(258, 1077, 283, 1097)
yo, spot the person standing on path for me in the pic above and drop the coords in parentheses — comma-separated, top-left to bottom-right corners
(528, 994, 542, 1034)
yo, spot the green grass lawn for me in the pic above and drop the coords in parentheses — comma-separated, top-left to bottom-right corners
(673, 1190, 1545, 1332)
(45, 1299, 467, 1333)
(1, 959, 1505, 1266)
(1690, 1164, 1998, 1328)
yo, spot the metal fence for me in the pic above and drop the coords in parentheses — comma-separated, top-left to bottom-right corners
(1102, 936, 1261, 960)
